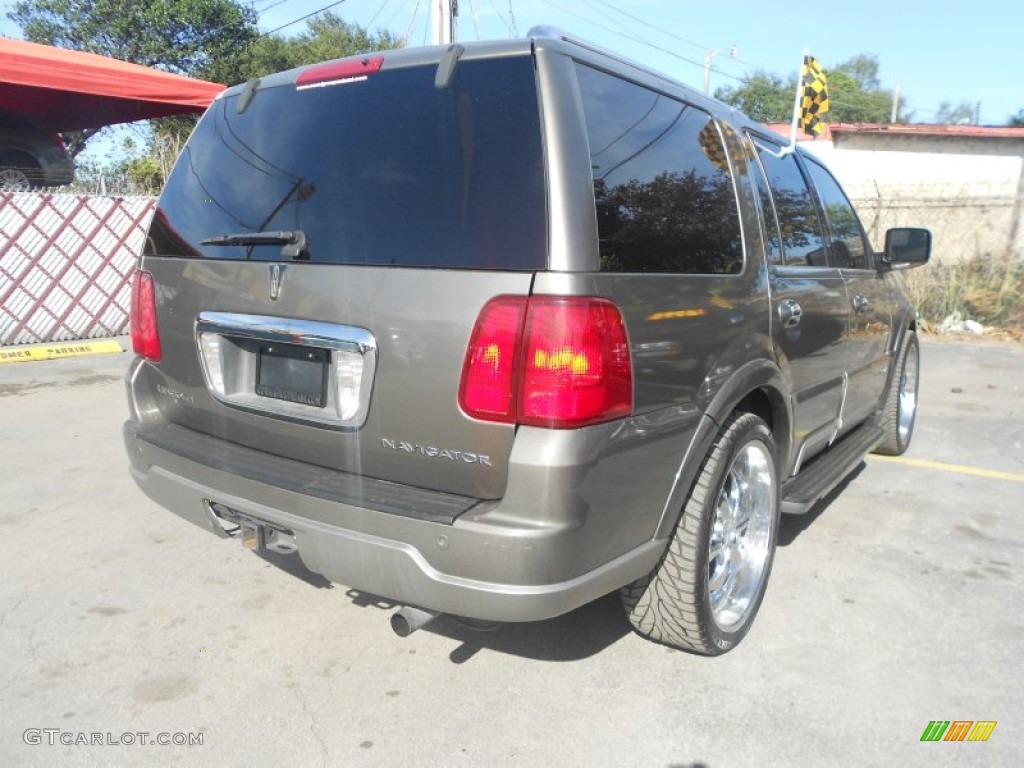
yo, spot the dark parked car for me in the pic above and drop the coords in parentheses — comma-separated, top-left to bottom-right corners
(123, 28, 930, 655)
(0, 111, 74, 191)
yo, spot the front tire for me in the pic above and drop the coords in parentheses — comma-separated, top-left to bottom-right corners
(875, 331, 919, 456)
(621, 412, 780, 655)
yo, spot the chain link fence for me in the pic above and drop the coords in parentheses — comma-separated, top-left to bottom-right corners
(849, 188, 1024, 329)
(852, 191, 1023, 264)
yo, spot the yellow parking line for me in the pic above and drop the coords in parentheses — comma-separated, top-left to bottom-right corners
(870, 455, 1024, 484)
(0, 339, 123, 364)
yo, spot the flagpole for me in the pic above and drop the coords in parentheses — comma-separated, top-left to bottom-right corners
(781, 48, 808, 157)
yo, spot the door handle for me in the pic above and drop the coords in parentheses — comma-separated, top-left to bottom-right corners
(778, 299, 802, 329)
(853, 294, 870, 313)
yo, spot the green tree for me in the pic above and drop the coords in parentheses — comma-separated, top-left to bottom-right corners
(715, 70, 794, 123)
(295, 12, 402, 71)
(8, 0, 258, 75)
(828, 55, 899, 123)
(935, 100, 976, 125)
(215, 12, 403, 85)
(1010, 109, 1024, 127)
(163, 14, 401, 188)
(715, 53, 906, 126)
(834, 54, 881, 90)
(165, 12, 402, 172)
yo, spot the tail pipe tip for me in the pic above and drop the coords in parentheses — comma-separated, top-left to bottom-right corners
(390, 606, 441, 638)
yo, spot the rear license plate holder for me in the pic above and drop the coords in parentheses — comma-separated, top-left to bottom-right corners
(255, 343, 328, 408)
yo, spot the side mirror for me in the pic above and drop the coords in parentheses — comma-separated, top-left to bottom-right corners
(881, 228, 931, 270)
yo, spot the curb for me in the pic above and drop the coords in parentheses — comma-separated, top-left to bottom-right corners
(0, 339, 124, 364)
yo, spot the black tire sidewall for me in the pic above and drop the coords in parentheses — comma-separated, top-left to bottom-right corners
(896, 333, 919, 452)
(877, 330, 919, 456)
(691, 415, 781, 654)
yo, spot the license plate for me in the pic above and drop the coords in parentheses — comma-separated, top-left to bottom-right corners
(255, 343, 328, 408)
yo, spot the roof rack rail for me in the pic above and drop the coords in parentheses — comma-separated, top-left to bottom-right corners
(526, 25, 695, 96)
(526, 25, 568, 40)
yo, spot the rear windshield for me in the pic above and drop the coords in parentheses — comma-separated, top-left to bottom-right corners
(147, 56, 547, 270)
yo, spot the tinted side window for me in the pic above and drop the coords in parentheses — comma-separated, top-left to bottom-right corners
(575, 64, 742, 274)
(752, 143, 830, 268)
(804, 161, 872, 269)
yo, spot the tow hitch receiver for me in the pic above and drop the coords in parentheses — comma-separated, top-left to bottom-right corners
(241, 519, 265, 551)
(204, 500, 298, 555)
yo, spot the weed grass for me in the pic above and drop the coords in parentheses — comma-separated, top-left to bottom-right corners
(902, 256, 1024, 331)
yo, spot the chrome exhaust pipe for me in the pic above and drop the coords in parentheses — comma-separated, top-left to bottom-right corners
(390, 606, 441, 637)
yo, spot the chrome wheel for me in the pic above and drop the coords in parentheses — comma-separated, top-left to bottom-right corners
(0, 167, 32, 192)
(708, 441, 776, 632)
(874, 332, 920, 456)
(898, 342, 919, 443)
(621, 412, 779, 655)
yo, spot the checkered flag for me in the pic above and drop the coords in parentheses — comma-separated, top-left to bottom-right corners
(800, 55, 830, 136)
(699, 120, 729, 172)
(699, 120, 745, 175)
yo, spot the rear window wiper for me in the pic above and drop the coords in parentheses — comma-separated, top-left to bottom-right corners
(201, 229, 309, 260)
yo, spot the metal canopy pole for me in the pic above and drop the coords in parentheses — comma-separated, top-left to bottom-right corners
(431, 0, 457, 45)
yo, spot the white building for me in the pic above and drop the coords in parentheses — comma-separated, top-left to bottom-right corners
(764, 123, 1024, 264)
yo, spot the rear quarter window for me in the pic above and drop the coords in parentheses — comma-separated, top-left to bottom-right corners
(147, 56, 547, 270)
(575, 63, 743, 274)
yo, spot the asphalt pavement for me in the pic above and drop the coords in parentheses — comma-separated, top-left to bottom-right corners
(0, 336, 1021, 767)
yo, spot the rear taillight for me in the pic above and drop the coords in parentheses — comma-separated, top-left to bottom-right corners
(519, 298, 632, 428)
(459, 296, 632, 429)
(458, 297, 527, 423)
(130, 270, 162, 362)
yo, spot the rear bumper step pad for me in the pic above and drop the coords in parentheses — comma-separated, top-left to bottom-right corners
(131, 422, 479, 525)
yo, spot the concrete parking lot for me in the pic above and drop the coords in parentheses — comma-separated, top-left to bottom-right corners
(0, 336, 1021, 767)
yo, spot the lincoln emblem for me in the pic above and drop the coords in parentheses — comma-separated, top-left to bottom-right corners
(269, 264, 285, 301)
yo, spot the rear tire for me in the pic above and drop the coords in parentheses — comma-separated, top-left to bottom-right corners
(621, 412, 780, 655)
(874, 331, 919, 456)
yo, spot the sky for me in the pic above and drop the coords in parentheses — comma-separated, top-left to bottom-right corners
(250, 0, 1024, 125)
(1, 0, 1022, 126)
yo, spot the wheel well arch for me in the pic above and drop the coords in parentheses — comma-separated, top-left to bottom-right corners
(884, 311, 919, 392)
(704, 358, 792, 463)
(0, 148, 40, 169)
(734, 388, 774, 429)
(733, 385, 791, 471)
(654, 366, 792, 540)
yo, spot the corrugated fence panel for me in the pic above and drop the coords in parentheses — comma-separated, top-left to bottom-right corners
(0, 191, 156, 345)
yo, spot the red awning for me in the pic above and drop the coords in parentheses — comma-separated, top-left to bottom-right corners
(0, 38, 225, 132)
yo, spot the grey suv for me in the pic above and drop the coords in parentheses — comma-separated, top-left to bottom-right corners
(124, 29, 929, 655)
